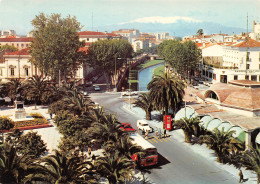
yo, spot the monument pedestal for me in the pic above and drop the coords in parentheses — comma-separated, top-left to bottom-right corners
(13, 100, 26, 119)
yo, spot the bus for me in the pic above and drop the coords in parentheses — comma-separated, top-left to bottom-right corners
(130, 133, 158, 167)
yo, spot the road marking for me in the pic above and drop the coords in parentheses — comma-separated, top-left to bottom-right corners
(162, 138, 168, 142)
(166, 137, 173, 141)
(154, 136, 163, 142)
(151, 138, 158, 143)
(148, 139, 154, 144)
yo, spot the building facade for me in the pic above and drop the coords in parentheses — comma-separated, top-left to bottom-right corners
(0, 37, 32, 50)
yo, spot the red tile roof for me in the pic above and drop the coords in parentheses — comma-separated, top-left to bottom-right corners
(78, 31, 107, 36)
(5, 48, 30, 56)
(232, 38, 260, 48)
(204, 81, 260, 110)
(79, 47, 89, 54)
(0, 37, 33, 42)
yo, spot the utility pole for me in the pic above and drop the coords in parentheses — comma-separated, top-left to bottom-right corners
(129, 58, 131, 109)
(245, 13, 248, 80)
(114, 57, 117, 91)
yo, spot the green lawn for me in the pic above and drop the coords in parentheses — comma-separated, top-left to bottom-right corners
(153, 65, 165, 76)
(140, 60, 164, 68)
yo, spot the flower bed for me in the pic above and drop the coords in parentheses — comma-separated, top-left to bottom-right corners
(13, 113, 51, 130)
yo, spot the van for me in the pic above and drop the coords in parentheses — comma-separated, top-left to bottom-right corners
(137, 120, 153, 133)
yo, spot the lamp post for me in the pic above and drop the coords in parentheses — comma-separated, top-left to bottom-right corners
(114, 57, 117, 91)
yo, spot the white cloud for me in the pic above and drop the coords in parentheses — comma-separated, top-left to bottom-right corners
(119, 16, 202, 24)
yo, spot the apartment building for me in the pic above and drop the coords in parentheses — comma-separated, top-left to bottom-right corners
(0, 37, 32, 50)
(78, 31, 121, 43)
(112, 29, 140, 43)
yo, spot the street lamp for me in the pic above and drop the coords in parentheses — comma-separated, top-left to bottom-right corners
(118, 57, 131, 109)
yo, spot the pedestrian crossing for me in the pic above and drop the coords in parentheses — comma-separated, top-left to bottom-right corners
(146, 136, 173, 144)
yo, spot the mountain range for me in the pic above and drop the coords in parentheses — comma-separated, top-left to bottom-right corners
(93, 20, 249, 37)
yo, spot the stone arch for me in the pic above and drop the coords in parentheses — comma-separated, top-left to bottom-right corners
(174, 106, 198, 121)
(204, 90, 220, 101)
(206, 118, 222, 131)
(199, 115, 213, 129)
(229, 126, 245, 142)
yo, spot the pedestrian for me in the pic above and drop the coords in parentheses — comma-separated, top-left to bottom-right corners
(163, 128, 167, 138)
(91, 154, 96, 165)
(142, 129, 145, 136)
(87, 147, 91, 159)
(145, 130, 149, 139)
(158, 128, 162, 139)
(239, 169, 244, 183)
(155, 127, 158, 137)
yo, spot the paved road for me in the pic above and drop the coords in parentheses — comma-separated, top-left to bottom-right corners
(89, 92, 238, 184)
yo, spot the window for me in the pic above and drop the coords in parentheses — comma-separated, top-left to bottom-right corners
(25, 68, 29, 76)
(245, 75, 249, 80)
(234, 75, 238, 80)
(251, 75, 257, 81)
(246, 52, 250, 61)
(87, 38, 89, 41)
(10, 68, 14, 76)
(21, 44, 24, 48)
(247, 64, 250, 70)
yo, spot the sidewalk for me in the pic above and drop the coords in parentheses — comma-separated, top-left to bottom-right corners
(122, 103, 257, 184)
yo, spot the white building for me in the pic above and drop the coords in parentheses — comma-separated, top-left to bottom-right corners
(202, 38, 260, 83)
(112, 29, 140, 44)
(249, 20, 260, 41)
(132, 39, 149, 52)
(78, 31, 121, 44)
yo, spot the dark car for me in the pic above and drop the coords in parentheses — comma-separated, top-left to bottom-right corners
(85, 81, 93, 87)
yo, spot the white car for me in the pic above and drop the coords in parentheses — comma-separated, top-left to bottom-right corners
(94, 85, 100, 91)
(137, 120, 153, 133)
(121, 90, 138, 96)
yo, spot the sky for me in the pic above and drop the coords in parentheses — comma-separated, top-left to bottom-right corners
(0, 0, 259, 35)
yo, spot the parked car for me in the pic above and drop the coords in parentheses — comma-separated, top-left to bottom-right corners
(137, 120, 153, 133)
(94, 85, 100, 91)
(85, 81, 93, 87)
(120, 123, 136, 133)
(121, 89, 138, 96)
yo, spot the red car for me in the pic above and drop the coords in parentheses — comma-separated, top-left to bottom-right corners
(120, 123, 136, 133)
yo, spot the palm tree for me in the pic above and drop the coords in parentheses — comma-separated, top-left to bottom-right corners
(63, 88, 92, 116)
(133, 92, 153, 120)
(147, 72, 185, 115)
(2, 78, 23, 103)
(241, 146, 260, 184)
(104, 135, 144, 159)
(0, 144, 32, 184)
(199, 128, 236, 163)
(174, 117, 200, 143)
(27, 150, 98, 184)
(86, 111, 123, 144)
(23, 75, 50, 108)
(95, 151, 134, 184)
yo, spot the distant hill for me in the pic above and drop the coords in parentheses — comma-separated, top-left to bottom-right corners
(92, 20, 248, 37)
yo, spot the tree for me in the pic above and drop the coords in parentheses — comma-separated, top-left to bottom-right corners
(133, 92, 153, 120)
(199, 128, 236, 163)
(17, 131, 47, 158)
(5, 129, 23, 147)
(29, 13, 86, 83)
(104, 135, 144, 159)
(95, 151, 134, 184)
(27, 150, 98, 184)
(2, 78, 23, 103)
(0, 45, 18, 52)
(174, 117, 200, 143)
(147, 72, 185, 115)
(0, 144, 32, 184)
(24, 75, 50, 107)
(241, 146, 260, 184)
(86, 39, 133, 85)
(0, 117, 14, 143)
(197, 29, 204, 36)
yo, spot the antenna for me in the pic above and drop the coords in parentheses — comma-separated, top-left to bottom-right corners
(245, 13, 248, 79)
(92, 11, 93, 31)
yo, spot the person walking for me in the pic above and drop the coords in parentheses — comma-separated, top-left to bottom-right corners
(163, 128, 167, 138)
(145, 130, 149, 139)
(239, 169, 244, 183)
(158, 128, 162, 139)
(155, 127, 158, 137)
